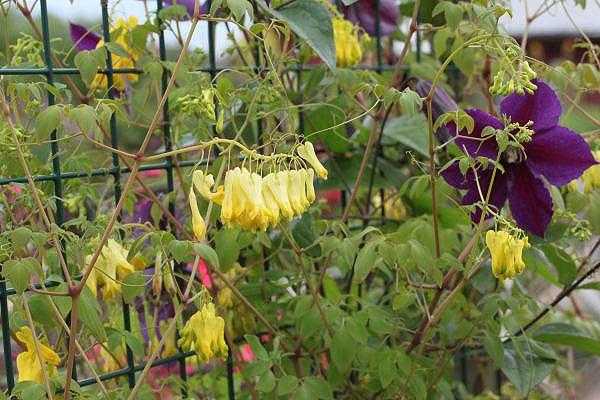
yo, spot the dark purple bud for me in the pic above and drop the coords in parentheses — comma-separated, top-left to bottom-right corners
(69, 22, 101, 52)
(415, 79, 458, 143)
(343, 0, 398, 37)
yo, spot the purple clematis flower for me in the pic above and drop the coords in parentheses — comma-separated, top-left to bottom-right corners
(343, 0, 398, 36)
(69, 22, 101, 52)
(442, 79, 597, 237)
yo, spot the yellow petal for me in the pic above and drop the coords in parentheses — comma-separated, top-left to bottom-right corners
(305, 168, 316, 203)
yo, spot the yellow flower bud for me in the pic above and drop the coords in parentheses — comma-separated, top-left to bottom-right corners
(189, 188, 206, 241)
(297, 142, 328, 179)
(304, 168, 316, 203)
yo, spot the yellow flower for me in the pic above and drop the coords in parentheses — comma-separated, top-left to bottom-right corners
(86, 239, 136, 300)
(178, 303, 228, 362)
(16, 327, 60, 384)
(581, 151, 600, 193)
(192, 170, 224, 205)
(485, 230, 529, 280)
(92, 16, 141, 91)
(297, 142, 328, 179)
(264, 171, 295, 220)
(333, 18, 363, 67)
(189, 188, 206, 241)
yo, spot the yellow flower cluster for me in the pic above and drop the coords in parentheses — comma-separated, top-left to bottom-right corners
(16, 327, 60, 384)
(92, 16, 141, 91)
(86, 239, 138, 300)
(581, 151, 600, 193)
(190, 142, 327, 232)
(333, 18, 363, 67)
(178, 303, 228, 362)
(485, 230, 529, 280)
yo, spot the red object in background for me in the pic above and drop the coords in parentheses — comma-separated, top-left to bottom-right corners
(322, 189, 342, 207)
(139, 169, 164, 179)
(240, 343, 255, 362)
(197, 258, 213, 289)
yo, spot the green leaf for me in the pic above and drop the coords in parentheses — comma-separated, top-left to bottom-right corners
(227, 0, 253, 20)
(382, 114, 429, 157)
(193, 243, 220, 270)
(292, 213, 320, 257)
(534, 323, 600, 355)
(74, 48, 106, 85)
(168, 240, 195, 263)
(123, 330, 145, 357)
(303, 377, 333, 400)
(541, 244, 576, 286)
(122, 272, 145, 304)
(398, 88, 423, 116)
(79, 287, 107, 342)
(244, 335, 269, 361)
(502, 341, 555, 395)
(2, 258, 39, 294)
(104, 41, 129, 58)
(215, 228, 240, 270)
(35, 105, 62, 139)
(353, 241, 380, 283)
(378, 350, 397, 388)
(277, 375, 299, 396)
(158, 4, 188, 20)
(259, 0, 335, 69)
(10, 227, 32, 250)
(432, 1, 463, 29)
(256, 370, 276, 393)
(69, 105, 99, 137)
(330, 330, 355, 374)
(28, 294, 56, 327)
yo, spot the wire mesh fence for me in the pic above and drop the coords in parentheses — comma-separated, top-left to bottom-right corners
(0, 0, 416, 397)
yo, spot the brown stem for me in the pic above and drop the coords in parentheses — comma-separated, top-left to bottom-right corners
(63, 293, 79, 400)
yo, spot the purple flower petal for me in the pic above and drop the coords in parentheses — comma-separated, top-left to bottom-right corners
(343, 0, 398, 36)
(451, 109, 502, 159)
(162, 0, 208, 17)
(461, 167, 508, 223)
(525, 125, 598, 186)
(441, 161, 468, 190)
(500, 79, 561, 132)
(508, 163, 553, 236)
(69, 22, 101, 51)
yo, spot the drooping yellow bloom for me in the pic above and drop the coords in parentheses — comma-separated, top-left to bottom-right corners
(193, 170, 224, 204)
(15, 327, 60, 384)
(86, 239, 136, 300)
(297, 142, 328, 179)
(332, 18, 363, 67)
(92, 16, 142, 91)
(178, 302, 228, 362)
(196, 165, 322, 231)
(485, 230, 529, 280)
(188, 188, 206, 241)
(581, 151, 600, 193)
